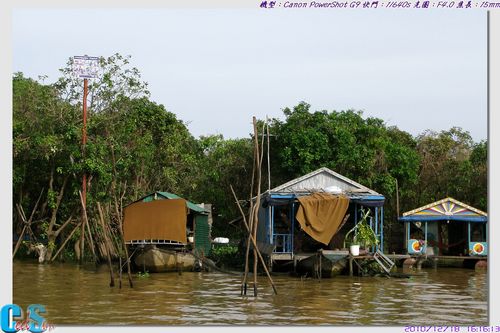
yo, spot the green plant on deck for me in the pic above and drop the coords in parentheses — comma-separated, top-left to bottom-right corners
(343, 209, 379, 249)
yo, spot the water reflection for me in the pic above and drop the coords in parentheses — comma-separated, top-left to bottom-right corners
(13, 261, 487, 325)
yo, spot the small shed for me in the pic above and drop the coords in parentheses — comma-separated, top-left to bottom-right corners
(123, 191, 212, 256)
(398, 197, 487, 256)
(256, 167, 386, 263)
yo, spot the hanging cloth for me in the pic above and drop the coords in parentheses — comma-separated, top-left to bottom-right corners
(296, 192, 350, 245)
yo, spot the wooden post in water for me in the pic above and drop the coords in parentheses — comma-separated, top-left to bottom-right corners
(319, 250, 322, 281)
(241, 138, 257, 296)
(97, 202, 115, 287)
(252, 118, 261, 296)
(349, 256, 353, 276)
(266, 117, 271, 192)
(116, 210, 133, 288)
(51, 222, 81, 262)
(119, 256, 123, 289)
(79, 191, 97, 263)
(231, 186, 277, 295)
(241, 117, 272, 297)
(396, 179, 405, 252)
(252, 118, 266, 297)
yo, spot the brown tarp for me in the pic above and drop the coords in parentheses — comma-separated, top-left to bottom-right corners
(123, 199, 188, 243)
(296, 193, 350, 245)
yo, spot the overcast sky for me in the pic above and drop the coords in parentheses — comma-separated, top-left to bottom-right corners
(12, 9, 487, 141)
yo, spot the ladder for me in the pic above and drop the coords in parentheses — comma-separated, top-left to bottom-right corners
(373, 250, 395, 274)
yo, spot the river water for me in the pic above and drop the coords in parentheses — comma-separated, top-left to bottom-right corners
(13, 261, 488, 326)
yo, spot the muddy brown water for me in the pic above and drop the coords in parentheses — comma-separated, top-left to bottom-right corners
(13, 261, 487, 326)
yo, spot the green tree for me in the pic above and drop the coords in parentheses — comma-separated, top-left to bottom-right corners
(195, 135, 254, 238)
(13, 72, 82, 260)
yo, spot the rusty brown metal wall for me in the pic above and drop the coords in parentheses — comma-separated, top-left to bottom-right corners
(123, 199, 188, 243)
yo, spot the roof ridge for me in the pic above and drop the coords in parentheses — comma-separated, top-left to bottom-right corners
(270, 167, 380, 195)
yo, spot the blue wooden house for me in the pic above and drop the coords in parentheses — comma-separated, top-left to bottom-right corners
(255, 167, 386, 267)
(399, 197, 487, 257)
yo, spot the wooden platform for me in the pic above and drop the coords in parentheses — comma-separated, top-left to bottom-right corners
(271, 252, 487, 274)
(375, 254, 487, 260)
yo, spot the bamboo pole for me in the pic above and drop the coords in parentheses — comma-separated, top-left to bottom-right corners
(79, 206, 86, 263)
(13, 190, 44, 258)
(252, 117, 265, 297)
(119, 256, 123, 289)
(396, 178, 400, 217)
(396, 179, 405, 251)
(241, 118, 267, 296)
(97, 202, 115, 287)
(28, 189, 45, 225)
(231, 186, 277, 295)
(51, 222, 81, 262)
(13, 225, 27, 258)
(115, 198, 133, 288)
(241, 143, 257, 295)
(266, 117, 271, 192)
(103, 203, 120, 257)
(79, 191, 97, 262)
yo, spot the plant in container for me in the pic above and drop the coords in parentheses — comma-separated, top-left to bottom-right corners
(343, 209, 379, 255)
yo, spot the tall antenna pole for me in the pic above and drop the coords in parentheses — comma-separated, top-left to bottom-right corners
(80, 78, 88, 263)
(82, 78, 88, 208)
(266, 116, 271, 191)
(73, 55, 99, 263)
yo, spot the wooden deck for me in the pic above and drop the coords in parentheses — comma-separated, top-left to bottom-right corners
(271, 251, 487, 275)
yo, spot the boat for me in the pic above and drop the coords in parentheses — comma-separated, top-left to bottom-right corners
(133, 245, 198, 273)
(296, 250, 349, 278)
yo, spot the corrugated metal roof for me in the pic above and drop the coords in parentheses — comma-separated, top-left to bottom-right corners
(156, 192, 208, 213)
(130, 191, 208, 213)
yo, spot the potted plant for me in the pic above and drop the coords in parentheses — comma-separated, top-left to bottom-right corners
(344, 209, 379, 256)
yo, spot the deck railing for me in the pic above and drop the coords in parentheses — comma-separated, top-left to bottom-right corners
(272, 233, 292, 253)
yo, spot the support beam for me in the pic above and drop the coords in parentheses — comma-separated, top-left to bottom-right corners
(406, 222, 410, 254)
(485, 222, 487, 242)
(424, 222, 428, 254)
(270, 205, 275, 244)
(468, 222, 471, 244)
(354, 203, 358, 224)
(375, 207, 378, 252)
(290, 203, 295, 253)
(381, 206, 384, 253)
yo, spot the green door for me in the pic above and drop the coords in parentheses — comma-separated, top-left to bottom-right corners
(194, 214, 211, 256)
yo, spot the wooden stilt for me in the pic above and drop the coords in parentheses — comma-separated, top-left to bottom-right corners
(231, 189, 278, 295)
(239, 117, 278, 297)
(14, 189, 44, 258)
(241, 142, 257, 296)
(51, 222, 81, 262)
(119, 256, 123, 289)
(319, 251, 322, 281)
(79, 191, 97, 263)
(13, 225, 27, 258)
(97, 202, 115, 287)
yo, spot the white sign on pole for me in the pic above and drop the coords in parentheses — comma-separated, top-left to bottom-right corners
(72, 55, 100, 79)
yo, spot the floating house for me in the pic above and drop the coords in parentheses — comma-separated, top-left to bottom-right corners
(255, 167, 386, 271)
(399, 197, 487, 257)
(123, 192, 212, 272)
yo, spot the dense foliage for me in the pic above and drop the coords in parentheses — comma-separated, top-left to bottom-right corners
(12, 55, 487, 260)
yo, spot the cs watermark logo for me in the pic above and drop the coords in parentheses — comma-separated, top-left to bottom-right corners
(1, 304, 54, 333)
